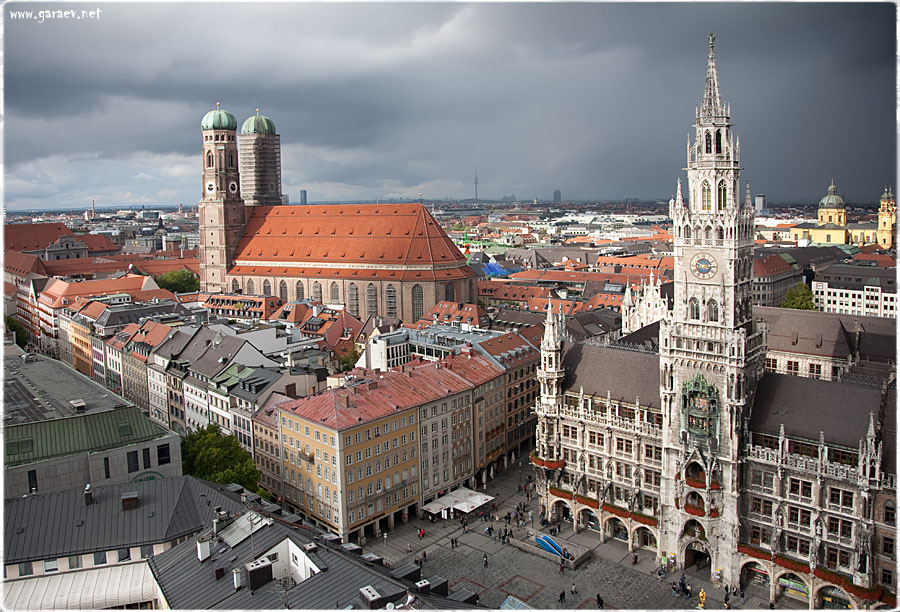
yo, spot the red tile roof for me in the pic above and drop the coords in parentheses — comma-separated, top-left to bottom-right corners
(753, 254, 793, 276)
(413, 301, 489, 328)
(4, 222, 72, 252)
(4, 250, 47, 277)
(38, 274, 168, 309)
(79, 234, 120, 253)
(478, 281, 553, 303)
(232, 204, 473, 277)
(41, 256, 199, 278)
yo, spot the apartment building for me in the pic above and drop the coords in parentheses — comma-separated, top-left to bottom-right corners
(812, 264, 897, 319)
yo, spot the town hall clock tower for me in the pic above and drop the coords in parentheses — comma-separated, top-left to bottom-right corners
(658, 34, 767, 585)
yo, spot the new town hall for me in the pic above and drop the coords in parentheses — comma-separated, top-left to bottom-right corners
(532, 36, 896, 609)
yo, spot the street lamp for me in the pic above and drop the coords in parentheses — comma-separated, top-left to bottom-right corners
(383, 532, 388, 561)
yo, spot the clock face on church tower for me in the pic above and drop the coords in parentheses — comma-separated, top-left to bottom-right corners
(229, 181, 238, 194)
(690, 253, 718, 280)
(206, 181, 215, 194)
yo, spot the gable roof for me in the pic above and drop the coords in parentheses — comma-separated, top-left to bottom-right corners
(4, 250, 47, 277)
(232, 204, 471, 273)
(4, 222, 73, 252)
(4, 476, 243, 564)
(561, 343, 661, 409)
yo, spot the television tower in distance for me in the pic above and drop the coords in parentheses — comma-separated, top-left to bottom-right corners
(474, 168, 478, 200)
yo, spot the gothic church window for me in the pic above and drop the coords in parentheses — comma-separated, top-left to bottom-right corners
(312, 282, 322, 302)
(717, 181, 727, 211)
(446, 283, 454, 302)
(247, 279, 255, 295)
(232, 279, 240, 293)
(386, 285, 397, 318)
(330, 282, 339, 303)
(367, 283, 377, 318)
(348, 283, 359, 317)
(715, 129, 722, 154)
(412, 285, 424, 321)
(708, 299, 719, 322)
(716, 226, 724, 240)
(207, 152, 213, 168)
(689, 298, 700, 320)
(263, 280, 271, 296)
(684, 226, 691, 239)
(279, 280, 288, 301)
(705, 131, 711, 154)
(296, 281, 304, 301)
(702, 182, 712, 211)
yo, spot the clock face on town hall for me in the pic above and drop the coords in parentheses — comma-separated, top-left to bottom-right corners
(690, 252, 718, 280)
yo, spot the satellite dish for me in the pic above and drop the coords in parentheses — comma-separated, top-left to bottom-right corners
(386, 603, 395, 610)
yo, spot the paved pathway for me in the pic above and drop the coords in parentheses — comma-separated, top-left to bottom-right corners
(369, 463, 803, 609)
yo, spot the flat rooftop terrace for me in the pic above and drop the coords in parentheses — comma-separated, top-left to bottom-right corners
(3, 344, 132, 426)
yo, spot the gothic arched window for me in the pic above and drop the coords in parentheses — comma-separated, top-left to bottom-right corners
(446, 283, 455, 302)
(366, 283, 377, 318)
(247, 279, 255, 295)
(705, 131, 712, 154)
(279, 280, 288, 301)
(705, 226, 712, 241)
(296, 281, 304, 301)
(262, 280, 272, 296)
(717, 181, 727, 211)
(386, 284, 397, 318)
(330, 282, 339, 303)
(232, 279, 240, 293)
(228, 154, 234, 168)
(715, 130, 722, 154)
(312, 281, 322, 302)
(412, 285, 424, 321)
(708, 299, 719, 322)
(716, 226, 724, 240)
(348, 283, 359, 317)
(684, 226, 691, 239)
(207, 151, 214, 168)
(689, 298, 700, 320)
(702, 182, 712, 211)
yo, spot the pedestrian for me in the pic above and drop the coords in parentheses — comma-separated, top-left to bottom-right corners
(687, 584, 692, 599)
(631, 553, 637, 565)
(740, 590, 745, 605)
(422, 550, 426, 563)
(571, 582, 577, 595)
(559, 591, 566, 604)
(671, 583, 679, 598)
(769, 600, 775, 609)
(407, 543, 412, 554)
(518, 484, 522, 494)
(597, 595, 604, 609)
(559, 559, 565, 574)
(724, 590, 730, 604)
(483, 554, 488, 568)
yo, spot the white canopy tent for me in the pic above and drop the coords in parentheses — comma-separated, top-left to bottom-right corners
(422, 487, 493, 516)
(4, 562, 158, 610)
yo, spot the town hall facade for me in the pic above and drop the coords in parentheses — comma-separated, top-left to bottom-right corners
(532, 36, 896, 609)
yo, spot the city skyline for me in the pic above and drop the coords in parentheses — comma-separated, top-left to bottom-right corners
(4, 2, 896, 211)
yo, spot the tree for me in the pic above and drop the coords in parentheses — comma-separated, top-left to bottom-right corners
(181, 423, 261, 491)
(339, 347, 361, 372)
(154, 269, 199, 294)
(5, 316, 26, 348)
(780, 283, 816, 310)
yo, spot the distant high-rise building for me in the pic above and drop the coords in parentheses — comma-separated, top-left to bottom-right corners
(237, 109, 283, 208)
(754, 194, 765, 213)
(553, 189, 561, 203)
(300, 190, 307, 205)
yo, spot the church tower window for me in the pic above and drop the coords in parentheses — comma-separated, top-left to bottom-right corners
(207, 152, 213, 168)
(689, 298, 700, 320)
(717, 181, 727, 211)
(702, 181, 712, 211)
(708, 299, 719, 322)
(705, 131, 712, 153)
(715, 129, 722, 154)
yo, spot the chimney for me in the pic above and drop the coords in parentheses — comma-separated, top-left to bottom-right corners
(233, 567, 245, 590)
(197, 534, 212, 562)
(84, 483, 93, 505)
(120, 492, 139, 510)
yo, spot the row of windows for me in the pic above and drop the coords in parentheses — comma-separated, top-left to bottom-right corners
(17, 545, 155, 577)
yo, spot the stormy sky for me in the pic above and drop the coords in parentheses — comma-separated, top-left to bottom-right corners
(4, 2, 896, 211)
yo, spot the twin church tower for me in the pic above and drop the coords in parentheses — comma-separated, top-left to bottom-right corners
(198, 105, 284, 291)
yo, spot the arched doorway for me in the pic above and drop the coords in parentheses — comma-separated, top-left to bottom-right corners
(816, 585, 852, 609)
(605, 516, 628, 542)
(633, 526, 657, 550)
(740, 561, 770, 589)
(578, 508, 600, 532)
(684, 540, 711, 576)
(774, 572, 809, 605)
(551, 499, 573, 523)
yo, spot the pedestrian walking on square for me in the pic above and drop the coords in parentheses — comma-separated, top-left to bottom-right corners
(559, 591, 566, 604)
(407, 543, 412, 554)
(671, 583, 679, 598)
(483, 554, 488, 568)
(571, 582, 578, 595)
(686, 584, 692, 599)
(724, 590, 730, 605)
(740, 590, 745, 605)
(422, 550, 426, 563)
(597, 595, 604, 609)
(559, 558, 565, 574)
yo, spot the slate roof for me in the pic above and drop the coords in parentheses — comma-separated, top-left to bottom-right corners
(814, 263, 897, 293)
(5, 405, 170, 467)
(4, 476, 243, 564)
(561, 343, 661, 409)
(149, 516, 482, 610)
(749, 373, 883, 447)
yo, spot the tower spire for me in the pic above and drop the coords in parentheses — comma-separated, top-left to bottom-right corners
(701, 33, 724, 117)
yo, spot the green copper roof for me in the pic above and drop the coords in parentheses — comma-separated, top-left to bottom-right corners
(5, 405, 170, 467)
(201, 104, 237, 131)
(818, 180, 845, 209)
(241, 110, 276, 134)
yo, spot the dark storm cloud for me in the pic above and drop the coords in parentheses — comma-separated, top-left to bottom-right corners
(4, 2, 895, 209)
